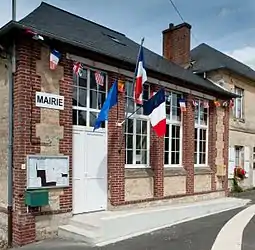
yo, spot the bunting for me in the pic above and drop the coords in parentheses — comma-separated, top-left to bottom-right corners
(179, 99, 186, 112)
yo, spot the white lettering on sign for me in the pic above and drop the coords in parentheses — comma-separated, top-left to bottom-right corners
(35, 92, 64, 110)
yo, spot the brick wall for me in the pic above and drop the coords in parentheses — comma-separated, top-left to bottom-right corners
(182, 94, 195, 194)
(12, 36, 72, 246)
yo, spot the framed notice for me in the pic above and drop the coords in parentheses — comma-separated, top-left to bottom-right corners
(26, 155, 69, 189)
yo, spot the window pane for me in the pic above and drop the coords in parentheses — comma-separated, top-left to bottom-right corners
(166, 124, 170, 137)
(126, 135, 133, 149)
(141, 136, 147, 149)
(164, 152, 169, 165)
(194, 153, 198, 164)
(142, 121, 147, 134)
(78, 110, 86, 126)
(79, 72, 87, 88)
(126, 97, 134, 113)
(136, 150, 141, 164)
(126, 150, 133, 164)
(73, 109, 77, 125)
(136, 120, 142, 134)
(136, 135, 141, 149)
(171, 152, 176, 164)
(73, 87, 78, 106)
(141, 150, 147, 164)
(78, 87, 87, 107)
(126, 119, 133, 133)
(165, 138, 169, 151)
(90, 90, 97, 109)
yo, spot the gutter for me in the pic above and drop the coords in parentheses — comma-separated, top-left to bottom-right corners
(7, 42, 14, 248)
(7, 1, 15, 247)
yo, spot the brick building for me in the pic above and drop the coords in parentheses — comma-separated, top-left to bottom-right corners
(0, 2, 236, 247)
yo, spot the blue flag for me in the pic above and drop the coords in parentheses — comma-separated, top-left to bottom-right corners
(94, 80, 118, 131)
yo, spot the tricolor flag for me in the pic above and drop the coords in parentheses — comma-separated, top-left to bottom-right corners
(143, 88, 166, 137)
(134, 46, 147, 104)
(179, 99, 186, 112)
(50, 50, 61, 70)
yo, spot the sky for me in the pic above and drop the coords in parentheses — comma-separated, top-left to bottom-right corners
(1, 0, 255, 69)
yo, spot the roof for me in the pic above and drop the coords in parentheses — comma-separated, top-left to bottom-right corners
(0, 2, 236, 99)
(191, 43, 255, 82)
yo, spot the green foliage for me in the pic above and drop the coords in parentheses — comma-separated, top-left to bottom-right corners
(232, 178, 243, 193)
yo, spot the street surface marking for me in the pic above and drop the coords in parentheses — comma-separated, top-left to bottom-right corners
(211, 204, 254, 250)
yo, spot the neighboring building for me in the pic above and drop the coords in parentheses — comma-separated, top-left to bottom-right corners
(0, 2, 235, 247)
(191, 43, 255, 189)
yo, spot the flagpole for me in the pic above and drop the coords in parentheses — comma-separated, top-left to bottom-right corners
(118, 37, 145, 154)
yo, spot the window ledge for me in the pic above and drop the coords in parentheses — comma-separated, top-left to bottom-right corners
(164, 167, 187, 177)
(194, 167, 214, 175)
(125, 168, 154, 179)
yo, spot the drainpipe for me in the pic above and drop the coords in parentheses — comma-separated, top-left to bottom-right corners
(7, 0, 16, 247)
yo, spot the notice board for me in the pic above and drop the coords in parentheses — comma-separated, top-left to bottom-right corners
(26, 155, 69, 189)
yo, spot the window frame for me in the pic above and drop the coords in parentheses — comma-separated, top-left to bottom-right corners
(164, 91, 183, 167)
(72, 66, 108, 129)
(234, 86, 244, 120)
(194, 99, 209, 167)
(124, 81, 150, 168)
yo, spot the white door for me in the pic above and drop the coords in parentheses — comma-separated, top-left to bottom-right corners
(73, 126, 107, 214)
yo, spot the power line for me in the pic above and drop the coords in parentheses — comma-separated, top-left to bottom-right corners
(168, 0, 185, 23)
(168, 0, 199, 44)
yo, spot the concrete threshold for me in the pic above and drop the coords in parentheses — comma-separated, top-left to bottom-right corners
(58, 197, 250, 247)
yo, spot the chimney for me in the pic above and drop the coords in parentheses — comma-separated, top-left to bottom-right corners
(162, 22, 191, 67)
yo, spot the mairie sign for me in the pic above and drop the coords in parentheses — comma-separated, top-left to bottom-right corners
(35, 91, 64, 110)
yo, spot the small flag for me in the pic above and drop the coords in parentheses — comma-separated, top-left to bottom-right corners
(134, 46, 147, 104)
(179, 99, 186, 112)
(95, 71, 104, 86)
(73, 62, 82, 76)
(49, 50, 61, 70)
(118, 80, 125, 93)
(203, 100, 209, 108)
(192, 100, 198, 106)
(94, 80, 118, 131)
(214, 100, 221, 107)
(143, 88, 166, 137)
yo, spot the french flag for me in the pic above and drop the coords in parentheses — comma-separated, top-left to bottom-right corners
(143, 88, 166, 137)
(134, 46, 147, 104)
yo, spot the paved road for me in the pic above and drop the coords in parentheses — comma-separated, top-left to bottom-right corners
(15, 191, 255, 250)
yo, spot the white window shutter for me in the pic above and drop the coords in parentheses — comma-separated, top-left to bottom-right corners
(244, 146, 250, 177)
(228, 147, 235, 179)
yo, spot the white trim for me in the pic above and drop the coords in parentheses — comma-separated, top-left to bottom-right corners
(72, 66, 108, 128)
(164, 91, 182, 167)
(234, 86, 244, 119)
(124, 81, 150, 168)
(194, 99, 209, 166)
(67, 53, 216, 100)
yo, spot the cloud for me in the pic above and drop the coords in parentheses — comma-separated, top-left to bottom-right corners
(226, 46, 255, 70)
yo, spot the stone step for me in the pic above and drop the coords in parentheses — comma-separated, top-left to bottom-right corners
(58, 224, 99, 246)
(58, 197, 250, 247)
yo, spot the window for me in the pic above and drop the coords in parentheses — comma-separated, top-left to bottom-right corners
(194, 100, 209, 165)
(164, 92, 182, 166)
(235, 146, 244, 167)
(72, 68, 107, 127)
(234, 87, 244, 119)
(125, 81, 150, 167)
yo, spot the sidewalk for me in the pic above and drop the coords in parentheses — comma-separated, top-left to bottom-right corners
(12, 196, 251, 250)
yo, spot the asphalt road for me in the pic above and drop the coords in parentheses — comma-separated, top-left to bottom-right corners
(15, 191, 255, 250)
